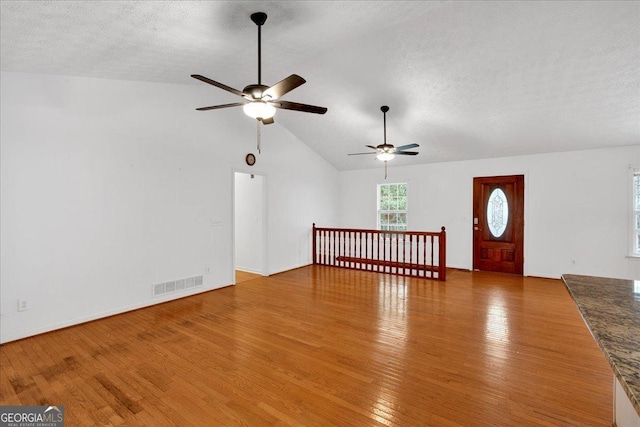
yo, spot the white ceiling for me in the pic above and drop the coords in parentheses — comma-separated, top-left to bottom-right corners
(2, 1, 639, 171)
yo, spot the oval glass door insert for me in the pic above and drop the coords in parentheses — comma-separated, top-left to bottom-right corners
(487, 188, 509, 238)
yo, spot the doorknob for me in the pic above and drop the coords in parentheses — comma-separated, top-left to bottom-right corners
(474, 226, 481, 231)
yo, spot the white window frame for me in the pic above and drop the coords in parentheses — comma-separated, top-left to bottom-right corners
(377, 182, 408, 232)
(630, 168, 640, 257)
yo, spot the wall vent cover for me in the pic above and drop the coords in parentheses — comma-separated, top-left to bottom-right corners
(153, 275, 203, 297)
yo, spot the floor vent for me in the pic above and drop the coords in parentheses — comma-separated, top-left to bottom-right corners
(153, 275, 203, 297)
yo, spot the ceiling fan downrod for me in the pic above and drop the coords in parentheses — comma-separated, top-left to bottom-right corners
(381, 105, 389, 145)
(251, 12, 267, 86)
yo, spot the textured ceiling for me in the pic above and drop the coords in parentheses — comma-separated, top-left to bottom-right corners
(1, 1, 639, 171)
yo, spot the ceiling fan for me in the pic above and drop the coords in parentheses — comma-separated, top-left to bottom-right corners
(349, 106, 419, 178)
(191, 12, 327, 153)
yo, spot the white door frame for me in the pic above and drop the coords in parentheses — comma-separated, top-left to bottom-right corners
(232, 169, 268, 283)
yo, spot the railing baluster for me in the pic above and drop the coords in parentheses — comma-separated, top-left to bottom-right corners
(403, 234, 407, 276)
(401, 232, 405, 276)
(338, 230, 342, 267)
(430, 235, 435, 279)
(395, 233, 399, 275)
(328, 230, 331, 266)
(358, 231, 360, 270)
(364, 232, 368, 271)
(384, 231, 388, 274)
(331, 230, 338, 265)
(416, 234, 420, 277)
(350, 231, 354, 269)
(356, 231, 359, 270)
(345, 231, 348, 268)
(340, 231, 347, 267)
(326, 230, 328, 266)
(408, 234, 412, 276)
(419, 234, 424, 277)
(333, 230, 336, 266)
(354, 231, 358, 270)
(399, 233, 403, 275)
(356, 231, 360, 271)
(423, 234, 427, 277)
(325, 229, 329, 266)
(374, 233, 381, 271)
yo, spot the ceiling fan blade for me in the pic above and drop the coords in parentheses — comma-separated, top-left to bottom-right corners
(395, 151, 419, 155)
(260, 117, 275, 125)
(272, 100, 327, 115)
(394, 143, 419, 151)
(365, 145, 377, 150)
(348, 152, 377, 156)
(196, 102, 246, 111)
(263, 74, 306, 100)
(191, 75, 247, 98)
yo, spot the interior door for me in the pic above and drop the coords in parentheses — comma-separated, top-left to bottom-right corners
(473, 175, 524, 274)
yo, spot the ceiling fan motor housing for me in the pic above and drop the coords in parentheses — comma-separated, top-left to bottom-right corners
(243, 84, 269, 99)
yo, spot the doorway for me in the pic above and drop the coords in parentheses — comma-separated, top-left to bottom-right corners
(234, 172, 266, 280)
(473, 175, 524, 275)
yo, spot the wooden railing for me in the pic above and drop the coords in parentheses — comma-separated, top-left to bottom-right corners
(312, 224, 446, 281)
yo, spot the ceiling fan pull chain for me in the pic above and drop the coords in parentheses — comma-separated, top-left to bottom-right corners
(385, 161, 388, 179)
(257, 120, 261, 154)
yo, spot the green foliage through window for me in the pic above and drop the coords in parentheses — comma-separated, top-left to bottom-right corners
(378, 183, 408, 231)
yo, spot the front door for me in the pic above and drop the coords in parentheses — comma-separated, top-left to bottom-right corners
(473, 175, 524, 274)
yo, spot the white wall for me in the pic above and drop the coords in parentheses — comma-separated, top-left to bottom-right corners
(0, 71, 338, 343)
(234, 172, 264, 274)
(339, 146, 640, 279)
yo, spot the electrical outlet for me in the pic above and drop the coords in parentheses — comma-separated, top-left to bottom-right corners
(18, 299, 29, 312)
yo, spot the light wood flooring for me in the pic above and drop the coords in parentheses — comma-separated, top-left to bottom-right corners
(235, 270, 262, 284)
(0, 266, 613, 426)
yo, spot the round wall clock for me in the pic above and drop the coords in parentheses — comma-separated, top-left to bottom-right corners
(245, 153, 256, 166)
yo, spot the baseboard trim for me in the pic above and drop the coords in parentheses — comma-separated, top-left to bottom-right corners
(268, 263, 312, 276)
(236, 267, 264, 275)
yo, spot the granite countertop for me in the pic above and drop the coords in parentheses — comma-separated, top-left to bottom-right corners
(562, 274, 640, 416)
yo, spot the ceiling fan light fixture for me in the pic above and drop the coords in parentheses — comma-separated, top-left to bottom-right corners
(377, 152, 395, 162)
(243, 101, 276, 120)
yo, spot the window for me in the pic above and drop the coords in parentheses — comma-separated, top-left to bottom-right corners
(378, 183, 407, 231)
(487, 188, 509, 238)
(632, 171, 640, 256)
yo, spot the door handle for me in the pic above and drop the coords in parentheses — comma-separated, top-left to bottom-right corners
(474, 226, 482, 231)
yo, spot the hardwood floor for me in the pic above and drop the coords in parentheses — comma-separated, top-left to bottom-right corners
(235, 270, 262, 284)
(0, 266, 613, 426)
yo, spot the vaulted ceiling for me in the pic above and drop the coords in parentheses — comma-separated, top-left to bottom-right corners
(2, 1, 639, 171)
